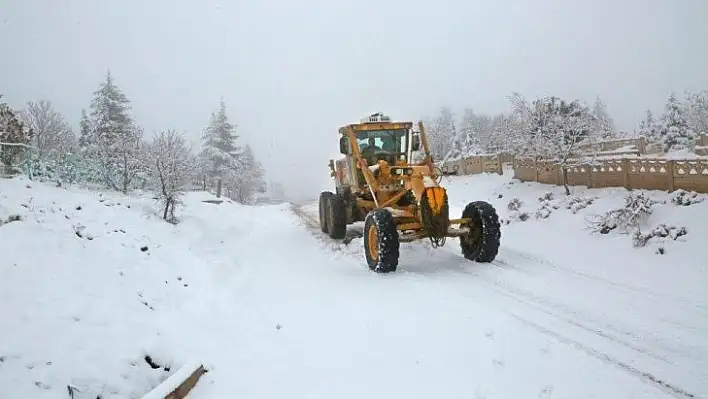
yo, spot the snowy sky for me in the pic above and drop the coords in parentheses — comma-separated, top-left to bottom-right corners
(1, 0, 707, 200)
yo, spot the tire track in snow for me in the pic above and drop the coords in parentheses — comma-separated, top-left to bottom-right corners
(440, 257, 702, 397)
(292, 203, 701, 398)
(415, 263, 699, 399)
(500, 248, 708, 317)
(490, 249, 708, 367)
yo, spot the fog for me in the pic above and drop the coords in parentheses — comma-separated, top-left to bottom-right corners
(1, 0, 707, 201)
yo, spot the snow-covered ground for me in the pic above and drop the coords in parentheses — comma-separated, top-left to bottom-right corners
(1, 170, 707, 398)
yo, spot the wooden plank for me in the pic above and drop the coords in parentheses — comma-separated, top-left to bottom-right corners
(142, 362, 206, 399)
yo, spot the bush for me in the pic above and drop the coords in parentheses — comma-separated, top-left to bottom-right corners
(632, 224, 687, 248)
(671, 189, 704, 206)
(587, 191, 656, 234)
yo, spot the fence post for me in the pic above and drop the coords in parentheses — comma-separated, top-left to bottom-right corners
(496, 153, 503, 175)
(216, 178, 222, 198)
(622, 159, 630, 189)
(533, 159, 539, 182)
(638, 137, 646, 154)
(666, 161, 675, 192)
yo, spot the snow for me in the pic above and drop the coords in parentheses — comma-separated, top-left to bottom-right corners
(661, 148, 708, 160)
(2, 170, 707, 398)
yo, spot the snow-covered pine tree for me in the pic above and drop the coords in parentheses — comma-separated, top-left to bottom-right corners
(89, 70, 132, 146)
(638, 109, 660, 145)
(592, 96, 616, 141)
(0, 95, 34, 169)
(199, 98, 242, 188)
(457, 108, 484, 155)
(458, 109, 493, 152)
(444, 129, 467, 162)
(78, 109, 91, 148)
(84, 70, 144, 191)
(660, 92, 696, 153)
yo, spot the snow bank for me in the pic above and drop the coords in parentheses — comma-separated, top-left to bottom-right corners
(0, 176, 218, 398)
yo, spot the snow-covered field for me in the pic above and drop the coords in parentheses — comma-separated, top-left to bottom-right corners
(1, 170, 707, 398)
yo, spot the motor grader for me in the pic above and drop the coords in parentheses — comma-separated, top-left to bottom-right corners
(319, 112, 501, 273)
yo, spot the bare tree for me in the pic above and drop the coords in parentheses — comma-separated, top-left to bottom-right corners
(224, 145, 266, 204)
(535, 97, 595, 195)
(96, 124, 147, 193)
(20, 100, 75, 158)
(425, 107, 456, 161)
(148, 130, 196, 222)
(511, 95, 595, 195)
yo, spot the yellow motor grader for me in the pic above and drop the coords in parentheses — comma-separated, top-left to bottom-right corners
(319, 112, 501, 273)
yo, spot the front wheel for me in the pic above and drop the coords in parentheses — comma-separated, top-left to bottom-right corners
(459, 201, 501, 262)
(363, 209, 400, 273)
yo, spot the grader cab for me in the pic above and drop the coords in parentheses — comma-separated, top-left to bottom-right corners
(319, 112, 501, 273)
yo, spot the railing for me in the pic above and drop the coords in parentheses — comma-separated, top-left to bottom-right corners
(513, 156, 708, 193)
(439, 153, 505, 176)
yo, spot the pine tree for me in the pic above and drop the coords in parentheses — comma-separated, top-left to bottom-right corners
(660, 92, 695, 153)
(78, 109, 91, 148)
(89, 70, 132, 146)
(85, 70, 144, 192)
(446, 111, 483, 161)
(0, 95, 34, 168)
(200, 98, 241, 180)
(638, 109, 660, 144)
(592, 96, 616, 141)
(459, 109, 484, 154)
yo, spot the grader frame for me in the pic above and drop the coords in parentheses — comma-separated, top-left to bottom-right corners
(319, 113, 501, 273)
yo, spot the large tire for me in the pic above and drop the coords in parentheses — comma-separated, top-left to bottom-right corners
(459, 201, 501, 263)
(363, 209, 400, 273)
(326, 194, 347, 239)
(318, 191, 334, 233)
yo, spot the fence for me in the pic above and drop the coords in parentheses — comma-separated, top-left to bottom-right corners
(439, 153, 504, 176)
(513, 157, 708, 193)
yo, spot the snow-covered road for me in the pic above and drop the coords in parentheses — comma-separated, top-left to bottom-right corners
(2, 174, 706, 399)
(176, 193, 706, 398)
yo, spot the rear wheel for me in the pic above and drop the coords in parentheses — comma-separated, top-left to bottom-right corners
(460, 201, 501, 262)
(326, 194, 347, 239)
(363, 209, 399, 273)
(318, 191, 334, 233)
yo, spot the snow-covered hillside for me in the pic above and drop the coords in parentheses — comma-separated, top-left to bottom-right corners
(2, 171, 707, 398)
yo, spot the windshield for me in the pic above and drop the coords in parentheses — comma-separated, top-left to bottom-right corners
(355, 129, 408, 159)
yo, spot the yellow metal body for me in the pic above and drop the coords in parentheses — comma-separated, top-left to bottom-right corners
(329, 118, 469, 240)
